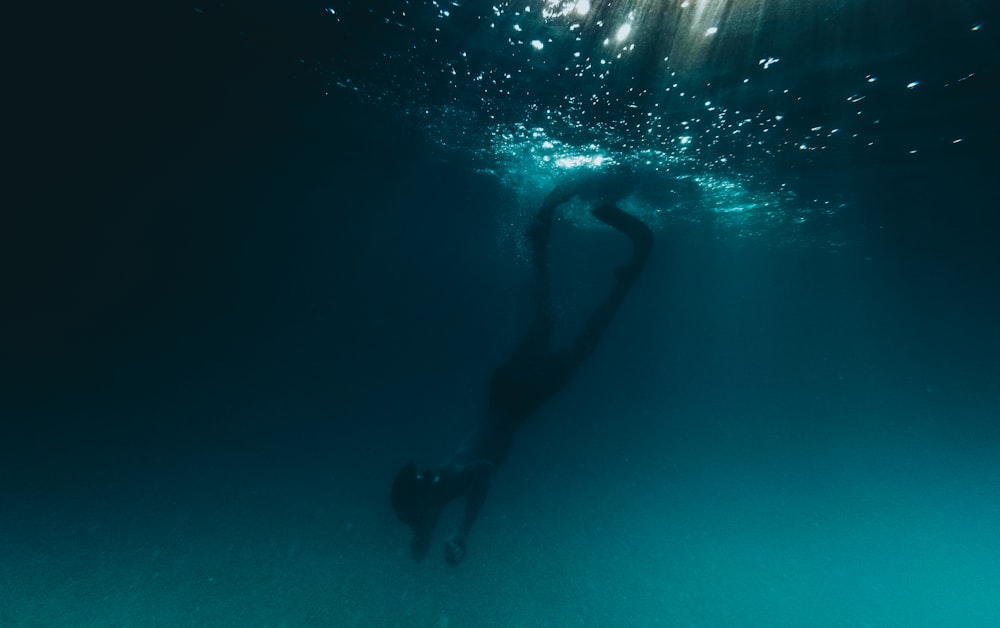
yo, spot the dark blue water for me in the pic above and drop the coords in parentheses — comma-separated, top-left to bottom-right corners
(4, 1, 999, 625)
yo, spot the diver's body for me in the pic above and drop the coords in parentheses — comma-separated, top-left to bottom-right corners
(391, 183, 653, 565)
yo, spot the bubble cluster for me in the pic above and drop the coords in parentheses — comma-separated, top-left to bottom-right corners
(312, 0, 990, 244)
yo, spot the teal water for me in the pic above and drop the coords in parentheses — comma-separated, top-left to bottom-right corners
(4, 1, 999, 626)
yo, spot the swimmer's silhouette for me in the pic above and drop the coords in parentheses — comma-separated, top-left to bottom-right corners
(390, 182, 653, 565)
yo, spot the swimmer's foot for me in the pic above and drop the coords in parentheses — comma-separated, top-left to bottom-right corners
(591, 204, 653, 283)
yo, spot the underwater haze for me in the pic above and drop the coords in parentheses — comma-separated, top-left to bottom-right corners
(4, 0, 1000, 625)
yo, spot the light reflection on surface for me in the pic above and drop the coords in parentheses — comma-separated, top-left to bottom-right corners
(310, 0, 993, 245)
(542, 0, 592, 19)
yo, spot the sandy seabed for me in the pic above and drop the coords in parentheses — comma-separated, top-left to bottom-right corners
(3, 409, 999, 628)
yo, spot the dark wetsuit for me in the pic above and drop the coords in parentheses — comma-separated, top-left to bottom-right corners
(462, 187, 651, 466)
(392, 184, 652, 564)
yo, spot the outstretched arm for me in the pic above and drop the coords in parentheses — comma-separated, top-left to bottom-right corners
(444, 460, 494, 565)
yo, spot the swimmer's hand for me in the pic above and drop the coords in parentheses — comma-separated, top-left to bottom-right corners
(444, 533, 467, 565)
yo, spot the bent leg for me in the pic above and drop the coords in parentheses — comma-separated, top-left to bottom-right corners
(592, 203, 653, 285)
(505, 186, 575, 367)
(493, 203, 653, 414)
(549, 204, 653, 375)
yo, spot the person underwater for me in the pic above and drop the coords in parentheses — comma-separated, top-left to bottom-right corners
(391, 180, 653, 565)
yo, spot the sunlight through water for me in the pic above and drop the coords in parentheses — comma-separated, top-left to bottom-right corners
(306, 0, 993, 245)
